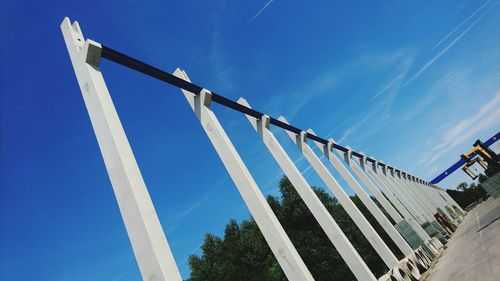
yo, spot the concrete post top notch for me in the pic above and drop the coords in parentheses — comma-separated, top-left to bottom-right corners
(61, 17, 84, 50)
(199, 89, 212, 108)
(277, 115, 288, 123)
(61, 18, 102, 67)
(327, 138, 338, 157)
(278, 116, 308, 150)
(299, 131, 307, 143)
(344, 145, 353, 164)
(305, 128, 316, 135)
(236, 97, 247, 104)
(260, 114, 271, 128)
(236, 98, 270, 129)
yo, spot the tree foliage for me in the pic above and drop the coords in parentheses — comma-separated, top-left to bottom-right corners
(188, 177, 404, 280)
(456, 182, 468, 191)
(446, 178, 489, 208)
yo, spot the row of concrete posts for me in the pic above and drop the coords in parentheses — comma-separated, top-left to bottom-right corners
(61, 17, 466, 281)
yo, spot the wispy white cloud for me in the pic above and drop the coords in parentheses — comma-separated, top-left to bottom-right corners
(425, 90, 500, 166)
(337, 111, 376, 144)
(210, 27, 235, 91)
(110, 270, 129, 281)
(333, 59, 411, 146)
(338, 126, 356, 144)
(266, 49, 414, 124)
(364, 51, 415, 112)
(300, 51, 414, 149)
(262, 169, 285, 192)
(406, 6, 491, 85)
(264, 68, 339, 120)
(179, 241, 204, 266)
(165, 178, 226, 235)
(370, 72, 405, 101)
(432, 0, 491, 50)
(400, 69, 469, 124)
(250, 0, 275, 22)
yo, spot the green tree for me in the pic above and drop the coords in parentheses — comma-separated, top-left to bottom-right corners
(446, 181, 489, 208)
(456, 182, 468, 191)
(478, 173, 488, 184)
(188, 177, 403, 280)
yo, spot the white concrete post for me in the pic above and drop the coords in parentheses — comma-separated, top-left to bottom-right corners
(409, 176, 455, 228)
(428, 186, 452, 212)
(375, 165, 427, 225)
(409, 177, 452, 221)
(387, 170, 429, 219)
(420, 182, 454, 221)
(393, 172, 435, 219)
(173, 70, 314, 281)
(425, 186, 457, 222)
(386, 167, 434, 223)
(408, 177, 440, 212)
(422, 185, 458, 224)
(61, 17, 183, 281)
(344, 153, 404, 224)
(308, 132, 413, 256)
(426, 186, 446, 208)
(410, 176, 441, 214)
(361, 162, 432, 241)
(278, 117, 399, 269)
(237, 98, 376, 281)
(388, 171, 448, 237)
(416, 182, 443, 211)
(429, 187, 458, 222)
(368, 167, 442, 251)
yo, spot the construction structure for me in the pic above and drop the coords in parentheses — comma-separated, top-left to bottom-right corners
(431, 133, 500, 198)
(61, 17, 470, 281)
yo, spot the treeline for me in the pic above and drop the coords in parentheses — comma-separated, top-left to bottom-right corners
(187, 177, 404, 281)
(446, 174, 489, 209)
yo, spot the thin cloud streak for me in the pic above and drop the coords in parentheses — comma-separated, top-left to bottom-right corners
(323, 114, 355, 143)
(179, 241, 204, 266)
(370, 72, 405, 101)
(165, 178, 226, 235)
(250, 0, 274, 22)
(432, 0, 491, 50)
(337, 111, 376, 144)
(406, 10, 489, 85)
(425, 91, 500, 166)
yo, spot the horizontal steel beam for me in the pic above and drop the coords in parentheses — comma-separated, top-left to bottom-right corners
(99, 45, 427, 184)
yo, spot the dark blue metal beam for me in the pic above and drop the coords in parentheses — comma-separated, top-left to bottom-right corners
(429, 131, 500, 184)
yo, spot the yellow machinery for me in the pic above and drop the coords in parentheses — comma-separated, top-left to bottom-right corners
(430, 132, 499, 184)
(461, 145, 494, 180)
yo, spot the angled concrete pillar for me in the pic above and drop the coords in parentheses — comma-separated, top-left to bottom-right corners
(278, 117, 399, 269)
(393, 171, 435, 219)
(439, 188, 464, 213)
(343, 153, 403, 224)
(426, 186, 458, 222)
(407, 176, 440, 212)
(308, 133, 413, 257)
(238, 98, 376, 281)
(361, 162, 432, 242)
(375, 165, 427, 225)
(173, 71, 314, 281)
(386, 167, 434, 223)
(61, 17, 182, 281)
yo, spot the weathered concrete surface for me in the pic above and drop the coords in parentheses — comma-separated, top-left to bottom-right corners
(427, 197, 500, 281)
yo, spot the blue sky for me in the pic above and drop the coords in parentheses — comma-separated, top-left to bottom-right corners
(1, 0, 499, 280)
